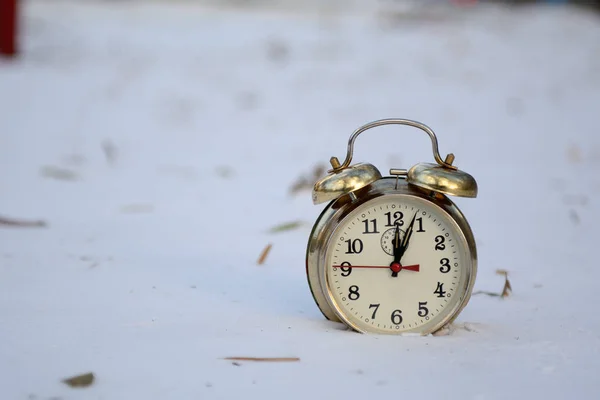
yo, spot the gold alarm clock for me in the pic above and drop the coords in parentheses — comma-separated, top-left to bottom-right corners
(305, 119, 478, 335)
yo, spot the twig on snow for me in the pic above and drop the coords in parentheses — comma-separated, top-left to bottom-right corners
(223, 357, 300, 362)
(257, 243, 272, 265)
(0, 215, 47, 228)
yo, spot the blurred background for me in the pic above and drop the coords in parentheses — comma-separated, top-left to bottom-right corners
(1, 0, 600, 398)
(2, 0, 599, 262)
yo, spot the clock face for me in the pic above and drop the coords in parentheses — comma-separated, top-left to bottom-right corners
(324, 194, 471, 334)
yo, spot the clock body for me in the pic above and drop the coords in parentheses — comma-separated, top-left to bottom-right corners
(306, 177, 477, 335)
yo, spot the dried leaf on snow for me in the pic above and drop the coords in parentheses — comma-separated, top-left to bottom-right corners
(62, 372, 95, 388)
(0, 215, 47, 228)
(257, 243, 272, 265)
(496, 269, 512, 298)
(268, 220, 304, 233)
(40, 165, 79, 181)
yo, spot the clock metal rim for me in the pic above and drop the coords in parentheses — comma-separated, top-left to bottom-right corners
(305, 177, 478, 335)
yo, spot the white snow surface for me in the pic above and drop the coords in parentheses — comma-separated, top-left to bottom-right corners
(1, 1, 600, 399)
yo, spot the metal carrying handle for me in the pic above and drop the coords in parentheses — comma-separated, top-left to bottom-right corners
(331, 118, 457, 171)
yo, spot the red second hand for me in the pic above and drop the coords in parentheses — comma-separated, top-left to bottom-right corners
(333, 264, 420, 272)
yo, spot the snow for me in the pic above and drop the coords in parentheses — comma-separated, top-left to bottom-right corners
(1, 1, 600, 398)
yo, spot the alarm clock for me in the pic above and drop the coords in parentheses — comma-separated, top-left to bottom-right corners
(305, 118, 478, 335)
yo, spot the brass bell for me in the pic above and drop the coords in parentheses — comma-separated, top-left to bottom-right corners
(407, 154, 478, 198)
(312, 157, 382, 205)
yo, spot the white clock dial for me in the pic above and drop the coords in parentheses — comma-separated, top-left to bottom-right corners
(324, 194, 470, 334)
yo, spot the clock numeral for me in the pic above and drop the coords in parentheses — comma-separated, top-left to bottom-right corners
(369, 304, 380, 319)
(384, 211, 404, 227)
(340, 261, 352, 277)
(362, 219, 379, 234)
(434, 282, 446, 298)
(345, 239, 363, 254)
(434, 235, 445, 251)
(418, 302, 429, 317)
(391, 309, 403, 325)
(439, 258, 451, 273)
(348, 285, 360, 301)
(415, 217, 426, 232)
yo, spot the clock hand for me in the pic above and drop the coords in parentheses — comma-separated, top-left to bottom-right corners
(334, 264, 420, 271)
(400, 212, 418, 257)
(393, 225, 405, 261)
(393, 224, 401, 255)
(390, 212, 418, 277)
(390, 224, 404, 277)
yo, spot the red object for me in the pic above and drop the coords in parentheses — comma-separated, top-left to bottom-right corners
(335, 264, 420, 272)
(0, 0, 18, 56)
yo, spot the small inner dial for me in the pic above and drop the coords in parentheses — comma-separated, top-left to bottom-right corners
(325, 194, 469, 334)
(380, 226, 407, 256)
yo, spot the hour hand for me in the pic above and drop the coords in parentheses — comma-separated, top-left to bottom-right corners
(391, 224, 404, 277)
(390, 213, 417, 278)
(392, 225, 403, 260)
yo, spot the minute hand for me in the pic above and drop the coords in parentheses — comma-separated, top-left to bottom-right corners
(400, 212, 418, 260)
